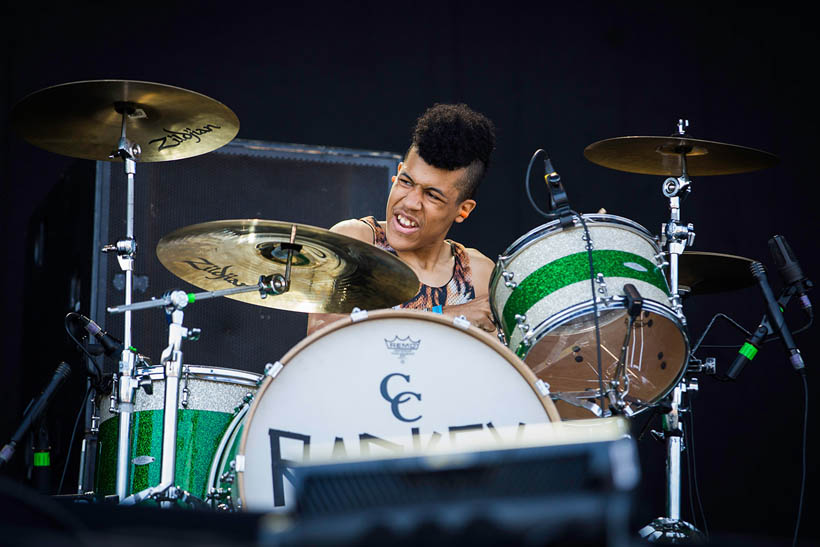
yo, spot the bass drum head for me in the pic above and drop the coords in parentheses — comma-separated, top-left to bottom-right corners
(237, 309, 558, 512)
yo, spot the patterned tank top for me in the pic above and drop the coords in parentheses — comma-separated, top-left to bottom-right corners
(359, 216, 476, 310)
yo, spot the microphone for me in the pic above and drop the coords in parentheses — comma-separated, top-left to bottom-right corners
(768, 235, 812, 315)
(750, 262, 805, 374)
(0, 362, 71, 467)
(542, 156, 573, 227)
(72, 314, 124, 356)
(727, 325, 768, 380)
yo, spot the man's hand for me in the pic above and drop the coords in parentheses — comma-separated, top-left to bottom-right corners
(442, 294, 496, 334)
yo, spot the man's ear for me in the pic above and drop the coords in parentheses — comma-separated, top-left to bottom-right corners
(454, 199, 476, 223)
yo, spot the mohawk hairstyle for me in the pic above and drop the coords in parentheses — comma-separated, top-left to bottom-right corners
(409, 103, 496, 200)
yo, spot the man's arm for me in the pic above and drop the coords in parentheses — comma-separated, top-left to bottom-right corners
(440, 249, 497, 333)
(306, 219, 375, 335)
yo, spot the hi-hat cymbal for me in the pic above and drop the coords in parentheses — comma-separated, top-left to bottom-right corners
(584, 136, 779, 176)
(676, 251, 756, 296)
(156, 219, 420, 313)
(10, 80, 239, 162)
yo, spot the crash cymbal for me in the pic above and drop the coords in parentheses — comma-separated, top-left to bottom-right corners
(156, 219, 420, 313)
(584, 136, 778, 176)
(10, 80, 239, 162)
(676, 251, 756, 296)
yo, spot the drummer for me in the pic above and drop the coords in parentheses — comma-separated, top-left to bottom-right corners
(307, 103, 497, 335)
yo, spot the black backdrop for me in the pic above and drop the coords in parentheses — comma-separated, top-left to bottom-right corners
(1, 3, 817, 543)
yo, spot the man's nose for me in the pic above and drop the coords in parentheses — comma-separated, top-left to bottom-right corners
(403, 186, 423, 209)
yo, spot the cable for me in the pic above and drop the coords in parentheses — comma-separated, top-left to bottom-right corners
(576, 213, 607, 414)
(691, 313, 752, 354)
(57, 384, 90, 495)
(525, 149, 552, 218)
(687, 398, 708, 539)
(63, 313, 103, 382)
(792, 372, 808, 547)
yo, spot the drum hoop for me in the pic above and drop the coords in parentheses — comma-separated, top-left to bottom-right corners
(236, 308, 561, 504)
(519, 298, 690, 408)
(500, 214, 656, 263)
(137, 364, 261, 386)
(206, 400, 252, 507)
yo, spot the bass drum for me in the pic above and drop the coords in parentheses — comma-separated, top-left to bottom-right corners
(490, 214, 689, 419)
(211, 309, 560, 512)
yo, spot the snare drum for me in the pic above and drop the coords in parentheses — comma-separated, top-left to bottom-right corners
(213, 309, 559, 512)
(96, 365, 261, 501)
(490, 214, 689, 419)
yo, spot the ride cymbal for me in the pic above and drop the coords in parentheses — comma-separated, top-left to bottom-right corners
(584, 136, 778, 176)
(676, 251, 756, 296)
(10, 80, 239, 162)
(156, 219, 420, 313)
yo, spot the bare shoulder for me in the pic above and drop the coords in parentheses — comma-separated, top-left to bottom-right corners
(329, 218, 374, 243)
(464, 247, 496, 295)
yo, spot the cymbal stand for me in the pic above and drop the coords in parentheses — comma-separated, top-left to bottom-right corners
(108, 275, 289, 506)
(104, 103, 142, 501)
(642, 119, 703, 542)
(640, 378, 706, 543)
(659, 120, 696, 326)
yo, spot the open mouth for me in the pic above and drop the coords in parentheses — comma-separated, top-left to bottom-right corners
(393, 212, 420, 233)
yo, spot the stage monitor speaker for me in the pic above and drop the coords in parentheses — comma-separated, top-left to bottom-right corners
(268, 437, 639, 546)
(90, 139, 400, 374)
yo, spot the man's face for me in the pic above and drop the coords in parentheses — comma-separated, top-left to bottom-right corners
(384, 147, 476, 253)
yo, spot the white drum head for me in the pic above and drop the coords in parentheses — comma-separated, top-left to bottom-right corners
(237, 309, 557, 511)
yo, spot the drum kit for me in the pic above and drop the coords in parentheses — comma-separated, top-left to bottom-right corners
(8, 79, 785, 541)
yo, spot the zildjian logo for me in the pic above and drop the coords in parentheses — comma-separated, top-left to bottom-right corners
(180, 257, 247, 287)
(384, 336, 421, 363)
(148, 124, 222, 151)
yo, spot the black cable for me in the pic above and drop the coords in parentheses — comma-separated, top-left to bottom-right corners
(687, 398, 708, 539)
(685, 414, 698, 531)
(792, 372, 808, 547)
(63, 313, 103, 382)
(525, 149, 552, 218)
(57, 384, 90, 495)
(576, 213, 607, 414)
(692, 313, 752, 354)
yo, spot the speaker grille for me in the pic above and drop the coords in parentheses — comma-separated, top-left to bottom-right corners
(92, 139, 399, 373)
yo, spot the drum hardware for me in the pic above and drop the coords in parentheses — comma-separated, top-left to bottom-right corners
(104, 280, 282, 508)
(640, 377, 706, 544)
(11, 79, 240, 501)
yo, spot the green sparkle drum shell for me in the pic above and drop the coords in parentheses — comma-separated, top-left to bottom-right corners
(96, 365, 260, 501)
(490, 214, 689, 418)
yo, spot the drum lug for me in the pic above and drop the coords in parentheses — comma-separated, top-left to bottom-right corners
(595, 273, 613, 304)
(234, 455, 245, 473)
(535, 379, 550, 397)
(453, 315, 471, 329)
(264, 361, 284, 379)
(502, 270, 517, 289)
(350, 307, 369, 322)
(514, 314, 530, 335)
